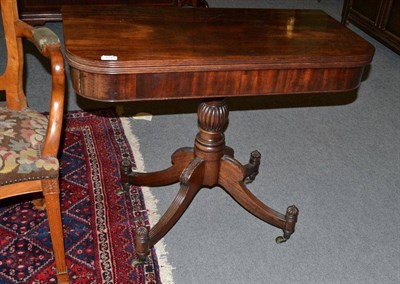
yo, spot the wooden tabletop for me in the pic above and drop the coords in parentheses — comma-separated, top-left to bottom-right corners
(62, 6, 375, 101)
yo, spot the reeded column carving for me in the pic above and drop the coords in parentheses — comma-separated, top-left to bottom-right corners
(197, 99, 229, 133)
(195, 99, 228, 167)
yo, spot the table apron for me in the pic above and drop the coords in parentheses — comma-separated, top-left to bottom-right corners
(70, 67, 365, 102)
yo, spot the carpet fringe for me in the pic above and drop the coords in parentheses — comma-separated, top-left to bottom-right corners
(121, 116, 175, 284)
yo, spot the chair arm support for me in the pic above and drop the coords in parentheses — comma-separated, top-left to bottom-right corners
(42, 46, 65, 157)
(15, 20, 66, 157)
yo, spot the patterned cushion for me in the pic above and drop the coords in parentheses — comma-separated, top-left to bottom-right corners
(0, 107, 59, 185)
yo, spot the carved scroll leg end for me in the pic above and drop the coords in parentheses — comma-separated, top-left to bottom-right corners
(244, 150, 261, 184)
(276, 205, 299, 244)
(119, 159, 133, 195)
(133, 226, 150, 264)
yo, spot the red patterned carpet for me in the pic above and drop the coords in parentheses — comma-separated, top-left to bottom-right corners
(0, 109, 161, 283)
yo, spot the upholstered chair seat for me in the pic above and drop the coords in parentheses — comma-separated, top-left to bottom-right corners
(0, 107, 59, 185)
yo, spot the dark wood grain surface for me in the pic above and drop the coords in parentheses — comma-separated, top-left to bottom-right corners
(62, 6, 375, 101)
(62, 5, 375, 255)
(18, 0, 208, 24)
(341, 0, 400, 54)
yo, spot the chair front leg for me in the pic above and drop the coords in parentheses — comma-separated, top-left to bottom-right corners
(42, 179, 69, 283)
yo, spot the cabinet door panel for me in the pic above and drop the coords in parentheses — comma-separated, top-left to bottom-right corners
(386, 0, 400, 38)
(342, 0, 400, 54)
(352, 0, 382, 23)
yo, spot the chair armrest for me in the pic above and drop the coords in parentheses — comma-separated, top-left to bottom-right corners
(15, 20, 65, 157)
(15, 20, 60, 57)
(32, 27, 61, 54)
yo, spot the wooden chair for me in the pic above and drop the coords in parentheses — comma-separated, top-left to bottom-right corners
(0, 0, 68, 282)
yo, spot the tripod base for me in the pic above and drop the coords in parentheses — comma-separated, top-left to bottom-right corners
(121, 99, 299, 261)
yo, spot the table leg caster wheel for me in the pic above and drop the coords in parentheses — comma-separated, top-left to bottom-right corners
(275, 205, 298, 244)
(131, 258, 144, 266)
(275, 236, 288, 244)
(119, 159, 133, 194)
(134, 226, 150, 261)
(244, 176, 255, 184)
(244, 150, 261, 184)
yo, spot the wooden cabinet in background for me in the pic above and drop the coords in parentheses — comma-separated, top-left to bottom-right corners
(342, 0, 400, 54)
(17, 0, 208, 25)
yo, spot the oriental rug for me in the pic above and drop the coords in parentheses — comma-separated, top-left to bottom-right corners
(0, 109, 171, 283)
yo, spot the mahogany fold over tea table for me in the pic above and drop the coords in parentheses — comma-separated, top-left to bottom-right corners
(62, 6, 374, 260)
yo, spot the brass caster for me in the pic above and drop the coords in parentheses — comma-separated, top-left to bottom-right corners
(117, 183, 129, 195)
(117, 188, 126, 195)
(276, 205, 299, 244)
(244, 150, 261, 183)
(119, 158, 133, 195)
(131, 258, 144, 266)
(275, 236, 288, 244)
(134, 226, 150, 261)
(244, 176, 255, 184)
